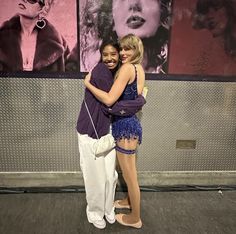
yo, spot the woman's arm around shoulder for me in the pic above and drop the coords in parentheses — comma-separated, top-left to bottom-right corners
(84, 63, 133, 106)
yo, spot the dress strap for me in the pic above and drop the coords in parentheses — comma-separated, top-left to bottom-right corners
(133, 64, 137, 81)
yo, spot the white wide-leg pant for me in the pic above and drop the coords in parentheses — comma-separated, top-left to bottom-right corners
(78, 133, 118, 222)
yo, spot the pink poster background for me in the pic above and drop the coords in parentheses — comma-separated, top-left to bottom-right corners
(0, 0, 78, 74)
(0, 0, 77, 51)
(168, 0, 236, 76)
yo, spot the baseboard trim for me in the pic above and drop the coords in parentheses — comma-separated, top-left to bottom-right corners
(0, 171, 236, 188)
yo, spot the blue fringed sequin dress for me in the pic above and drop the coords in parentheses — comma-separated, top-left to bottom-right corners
(112, 65, 142, 144)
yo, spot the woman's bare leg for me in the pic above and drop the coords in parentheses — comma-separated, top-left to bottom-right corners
(116, 138, 141, 223)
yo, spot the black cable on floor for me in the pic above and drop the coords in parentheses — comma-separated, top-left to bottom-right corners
(0, 185, 236, 194)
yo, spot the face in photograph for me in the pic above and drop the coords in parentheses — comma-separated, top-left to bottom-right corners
(112, 0, 161, 38)
(80, 0, 172, 74)
(17, 0, 43, 19)
(203, 8, 228, 37)
(193, 0, 232, 38)
(169, 0, 236, 76)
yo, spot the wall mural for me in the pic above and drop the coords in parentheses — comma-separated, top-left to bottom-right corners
(0, 0, 77, 76)
(79, 0, 172, 74)
(168, 0, 236, 77)
(0, 0, 235, 80)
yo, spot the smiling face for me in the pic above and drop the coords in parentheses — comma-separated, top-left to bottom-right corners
(17, 0, 43, 19)
(102, 45, 119, 70)
(119, 47, 135, 64)
(112, 0, 161, 38)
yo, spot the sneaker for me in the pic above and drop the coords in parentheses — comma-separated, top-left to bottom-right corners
(86, 206, 106, 229)
(105, 211, 116, 224)
(89, 219, 106, 229)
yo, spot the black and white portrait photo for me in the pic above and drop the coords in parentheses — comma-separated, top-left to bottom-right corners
(79, 0, 172, 74)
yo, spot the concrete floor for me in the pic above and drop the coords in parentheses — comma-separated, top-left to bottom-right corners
(0, 190, 236, 234)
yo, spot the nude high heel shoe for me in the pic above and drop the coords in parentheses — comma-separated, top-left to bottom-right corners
(115, 214, 142, 229)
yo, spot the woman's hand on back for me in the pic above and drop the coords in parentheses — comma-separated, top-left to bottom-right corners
(84, 72, 92, 87)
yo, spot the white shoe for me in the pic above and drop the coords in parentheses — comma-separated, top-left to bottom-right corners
(86, 206, 106, 229)
(105, 211, 116, 224)
(89, 218, 106, 229)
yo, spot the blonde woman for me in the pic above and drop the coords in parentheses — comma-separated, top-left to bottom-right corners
(85, 34, 145, 228)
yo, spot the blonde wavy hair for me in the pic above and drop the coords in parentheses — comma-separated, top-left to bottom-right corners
(119, 34, 144, 64)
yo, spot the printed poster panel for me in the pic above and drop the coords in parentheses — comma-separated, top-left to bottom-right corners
(168, 0, 236, 77)
(79, 0, 173, 74)
(0, 0, 78, 77)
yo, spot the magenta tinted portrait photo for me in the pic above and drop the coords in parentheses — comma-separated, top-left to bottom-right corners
(0, 0, 77, 74)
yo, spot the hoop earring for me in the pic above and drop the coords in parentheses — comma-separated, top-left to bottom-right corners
(36, 18, 46, 29)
